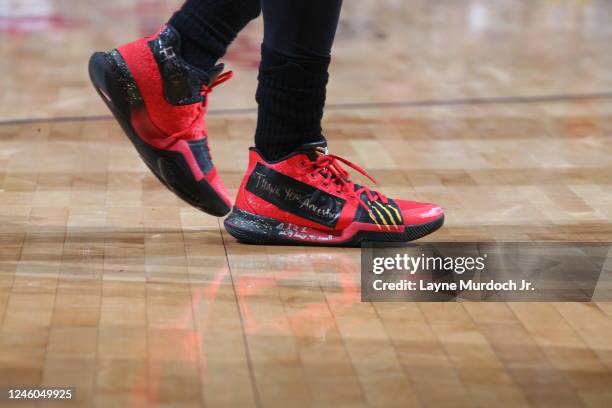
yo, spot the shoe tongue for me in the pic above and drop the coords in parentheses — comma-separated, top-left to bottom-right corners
(186, 63, 225, 87)
(295, 139, 329, 161)
(204, 63, 225, 85)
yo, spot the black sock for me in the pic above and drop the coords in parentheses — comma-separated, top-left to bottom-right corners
(254, 44, 330, 161)
(168, 0, 261, 71)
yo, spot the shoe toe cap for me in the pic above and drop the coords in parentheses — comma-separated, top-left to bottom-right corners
(395, 200, 444, 225)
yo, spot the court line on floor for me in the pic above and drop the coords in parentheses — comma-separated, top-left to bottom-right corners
(218, 221, 263, 408)
(3, 91, 612, 126)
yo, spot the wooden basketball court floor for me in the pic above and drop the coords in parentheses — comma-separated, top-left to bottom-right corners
(1, 0, 612, 407)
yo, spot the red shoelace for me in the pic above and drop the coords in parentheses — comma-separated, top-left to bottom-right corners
(304, 154, 389, 213)
(174, 70, 233, 139)
(200, 71, 234, 97)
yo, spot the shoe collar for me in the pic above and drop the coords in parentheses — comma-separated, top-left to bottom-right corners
(250, 139, 329, 163)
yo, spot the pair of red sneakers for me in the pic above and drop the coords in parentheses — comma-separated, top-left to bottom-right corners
(89, 26, 444, 245)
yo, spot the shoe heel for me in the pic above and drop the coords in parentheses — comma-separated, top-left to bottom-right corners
(224, 209, 281, 245)
(88, 53, 109, 99)
(88, 51, 141, 121)
(89, 53, 118, 114)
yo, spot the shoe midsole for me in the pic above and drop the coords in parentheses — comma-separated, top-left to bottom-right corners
(225, 207, 444, 245)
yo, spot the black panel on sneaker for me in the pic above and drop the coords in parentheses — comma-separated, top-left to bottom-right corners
(245, 162, 346, 228)
(353, 194, 404, 226)
(188, 138, 214, 174)
(147, 25, 222, 106)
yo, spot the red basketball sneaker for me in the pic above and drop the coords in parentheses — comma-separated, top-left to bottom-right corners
(224, 141, 444, 246)
(88, 25, 232, 216)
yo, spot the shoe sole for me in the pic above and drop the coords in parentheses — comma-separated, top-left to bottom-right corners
(88, 51, 231, 217)
(224, 208, 445, 247)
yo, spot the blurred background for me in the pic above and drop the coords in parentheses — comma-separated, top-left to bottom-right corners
(2, 0, 612, 121)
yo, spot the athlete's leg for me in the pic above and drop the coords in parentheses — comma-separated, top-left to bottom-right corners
(169, 0, 262, 70)
(255, 0, 343, 160)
